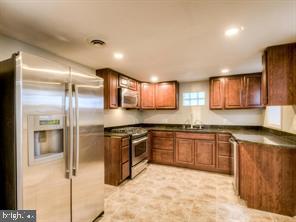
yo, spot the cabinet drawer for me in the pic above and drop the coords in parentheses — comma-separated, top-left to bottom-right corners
(217, 156, 232, 172)
(152, 137, 174, 150)
(121, 161, 130, 180)
(152, 149, 173, 164)
(218, 134, 231, 142)
(121, 146, 129, 163)
(218, 142, 232, 157)
(152, 131, 174, 138)
(176, 132, 215, 140)
(122, 137, 129, 147)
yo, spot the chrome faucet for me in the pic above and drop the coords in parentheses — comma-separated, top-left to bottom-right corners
(194, 120, 203, 129)
(183, 119, 190, 129)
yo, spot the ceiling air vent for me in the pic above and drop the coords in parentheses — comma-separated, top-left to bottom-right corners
(89, 39, 106, 46)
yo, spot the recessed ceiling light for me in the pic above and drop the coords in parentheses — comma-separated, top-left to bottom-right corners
(150, 76, 158, 82)
(221, 68, 229, 74)
(113, 52, 124, 60)
(224, 26, 244, 37)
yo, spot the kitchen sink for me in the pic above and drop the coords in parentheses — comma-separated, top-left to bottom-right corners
(183, 127, 205, 131)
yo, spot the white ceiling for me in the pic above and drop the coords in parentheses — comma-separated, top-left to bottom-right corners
(0, 0, 295, 82)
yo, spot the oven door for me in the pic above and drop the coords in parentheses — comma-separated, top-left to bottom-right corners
(132, 136, 148, 166)
(120, 88, 138, 108)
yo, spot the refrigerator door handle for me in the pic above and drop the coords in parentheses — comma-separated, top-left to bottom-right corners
(73, 84, 79, 176)
(65, 83, 73, 179)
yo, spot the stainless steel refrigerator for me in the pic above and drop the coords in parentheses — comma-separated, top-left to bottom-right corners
(0, 52, 104, 222)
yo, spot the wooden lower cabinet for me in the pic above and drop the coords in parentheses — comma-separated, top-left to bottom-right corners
(150, 131, 234, 174)
(104, 136, 130, 186)
(195, 140, 215, 168)
(239, 142, 296, 216)
(217, 156, 232, 172)
(175, 138, 195, 166)
(152, 149, 174, 164)
(216, 134, 233, 173)
(121, 161, 130, 180)
(151, 131, 174, 165)
(152, 137, 174, 150)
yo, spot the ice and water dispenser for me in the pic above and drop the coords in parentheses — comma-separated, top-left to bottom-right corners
(28, 114, 65, 165)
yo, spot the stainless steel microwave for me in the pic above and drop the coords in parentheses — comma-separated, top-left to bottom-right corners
(119, 88, 139, 108)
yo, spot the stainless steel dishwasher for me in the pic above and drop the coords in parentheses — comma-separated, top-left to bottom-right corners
(230, 137, 239, 196)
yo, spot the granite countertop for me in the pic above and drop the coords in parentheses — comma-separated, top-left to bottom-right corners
(144, 126, 296, 148)
(104, 124, 296, 148)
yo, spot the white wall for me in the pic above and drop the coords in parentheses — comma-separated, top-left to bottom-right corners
(263, 105, 296, 134)
(142, 81, 263, 126)
(104, 109, 143, 127)
(0, 34, 143, 127)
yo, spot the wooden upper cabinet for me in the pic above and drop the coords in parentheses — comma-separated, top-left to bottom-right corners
(210, 78, 224, 109)
(155, 81, 178, 109)
(119, 75, 137, 91)
(175, 138, 195, 166)
(244, 74, 263, 108)
(136, 81, 141, 108)
(141, 83, 155, 109)
(119, 75, 129, 88)
(129, 79, 137, 91)
(96, 69, 118, 109)
(265, 43, 296, 105)
(225, 76, 244, 109)
(210, 73, 263, 109)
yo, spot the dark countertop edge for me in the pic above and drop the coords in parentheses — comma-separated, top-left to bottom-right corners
(235, 139, 296, 148)
(104, 132, 130, 138)
(104, 123, 296, 148)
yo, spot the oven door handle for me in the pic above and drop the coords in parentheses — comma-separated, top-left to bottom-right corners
(132, 137, 148, 145)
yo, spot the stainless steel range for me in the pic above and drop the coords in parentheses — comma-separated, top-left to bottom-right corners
(111, 127, 148, 178)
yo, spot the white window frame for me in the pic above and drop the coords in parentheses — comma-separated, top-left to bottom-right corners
(182, 91, 205, 107)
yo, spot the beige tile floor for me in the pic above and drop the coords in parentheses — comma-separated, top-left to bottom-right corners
(100, 164, 296, 222)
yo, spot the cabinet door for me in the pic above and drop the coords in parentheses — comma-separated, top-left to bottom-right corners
(141, 83, 155, 109)
(152, 149, 174, 164)
(136, 81, 141, 108)
(152, 137, 174, 150)
(128, 79, 137, 91)
(266, 44, 296, 105)
(175, 138, 194, 166)
(118, 75, 129, 88)
(245, 74, 262, 108)
(210, 78, 224, 109)
(155, 82, 178, 109)
(225, 76, 244, 109)
(96, 69, 118, 109)
(109, 72, 118, 108)
(195, 140, 215, 168)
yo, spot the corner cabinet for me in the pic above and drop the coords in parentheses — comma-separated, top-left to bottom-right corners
(96, 68, 118, 109)
(210, 73, 263, 110)
(141, 81, 179, 110)
(263, 43, 296, 105)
